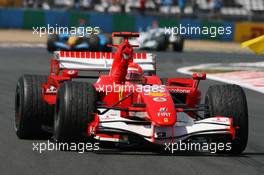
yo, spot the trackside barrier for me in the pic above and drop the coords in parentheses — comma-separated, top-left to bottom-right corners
(0, 8, 262, 42)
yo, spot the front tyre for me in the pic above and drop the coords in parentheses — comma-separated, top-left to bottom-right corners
(53, 82, 97, 143)
(15, 75, 54, 139)
(205, 84, 248, 154)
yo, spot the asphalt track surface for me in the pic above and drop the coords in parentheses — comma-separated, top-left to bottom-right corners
(0, 47, 263, 175)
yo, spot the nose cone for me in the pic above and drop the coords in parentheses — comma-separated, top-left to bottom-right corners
(140, 90, 176, 126)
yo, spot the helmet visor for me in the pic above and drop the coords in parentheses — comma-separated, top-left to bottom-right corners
(126, 71, 142, 81)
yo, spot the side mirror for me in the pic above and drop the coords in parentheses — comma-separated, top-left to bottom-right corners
(192, 72, 206, 80)
(62, 69, 78, 78)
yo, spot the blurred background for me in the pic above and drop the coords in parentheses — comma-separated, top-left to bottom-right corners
(0, 0, 263, 43)
(1, 0, 264, 21)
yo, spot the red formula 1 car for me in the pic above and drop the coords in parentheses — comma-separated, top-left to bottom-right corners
(15, 32, 248, 154)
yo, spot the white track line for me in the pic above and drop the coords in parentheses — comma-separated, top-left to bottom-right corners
(0, 43, 45, 48)
(177, 64, 264, 94)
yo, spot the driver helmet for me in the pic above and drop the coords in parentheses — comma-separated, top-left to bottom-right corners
(126, 63, 144, 82)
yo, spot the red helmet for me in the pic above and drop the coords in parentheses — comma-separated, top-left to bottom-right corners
(126, 63, 143, 82)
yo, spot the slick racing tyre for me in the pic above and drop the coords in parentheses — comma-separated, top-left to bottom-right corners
(156, 35, 168, 51)
(15, 75, 54, 139)
(88, 35, 100, 51)
(47, 34, 59, 52)
(53, 82, 97, 143)
(103, 35, 113, 52)
(205, 84, 248, 154)
(173, 36, 184, 52)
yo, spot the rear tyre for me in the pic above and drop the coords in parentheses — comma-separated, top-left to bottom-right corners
(53, 82, 97, 143)
(15, 75, 54, 139)
(205, 84, 248, 154)
(88, 35, 100, 51)
(156, 35, 168, 51)
(103, 35, 113, 52)
(172, 36, 184, 52)
(47, 34, 59, 52)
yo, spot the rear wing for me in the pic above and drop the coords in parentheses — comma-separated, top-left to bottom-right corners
(54, 51, 156, 73)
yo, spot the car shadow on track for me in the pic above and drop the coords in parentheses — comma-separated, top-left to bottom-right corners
(94, 149, 264, 157)
(92, 142, 254, 157)
(35, 139, 264, 157)
(243, 152, 264, 156)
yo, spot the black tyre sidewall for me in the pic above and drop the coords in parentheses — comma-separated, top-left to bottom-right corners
(53, 82, 96, 143)
(15, 75, 52, 139)
(173, 37, 184, 52)
(205, 84, 248, 154)
(157, 35, 168, 51)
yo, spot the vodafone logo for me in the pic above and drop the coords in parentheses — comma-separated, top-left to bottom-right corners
(153, 97, 167, 102)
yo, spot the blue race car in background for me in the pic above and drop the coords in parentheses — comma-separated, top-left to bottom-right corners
(47, 33, 112, 52)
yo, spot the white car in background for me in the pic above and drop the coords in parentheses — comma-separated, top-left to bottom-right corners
(130, 27, 184, 52)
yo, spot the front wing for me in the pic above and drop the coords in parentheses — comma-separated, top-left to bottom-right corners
(89, 109, 234, 145)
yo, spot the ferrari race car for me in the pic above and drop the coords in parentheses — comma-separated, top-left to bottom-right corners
(130, 27, 184, 52)
(47, 32, 112, 52)
(15, 32, 247, 154)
